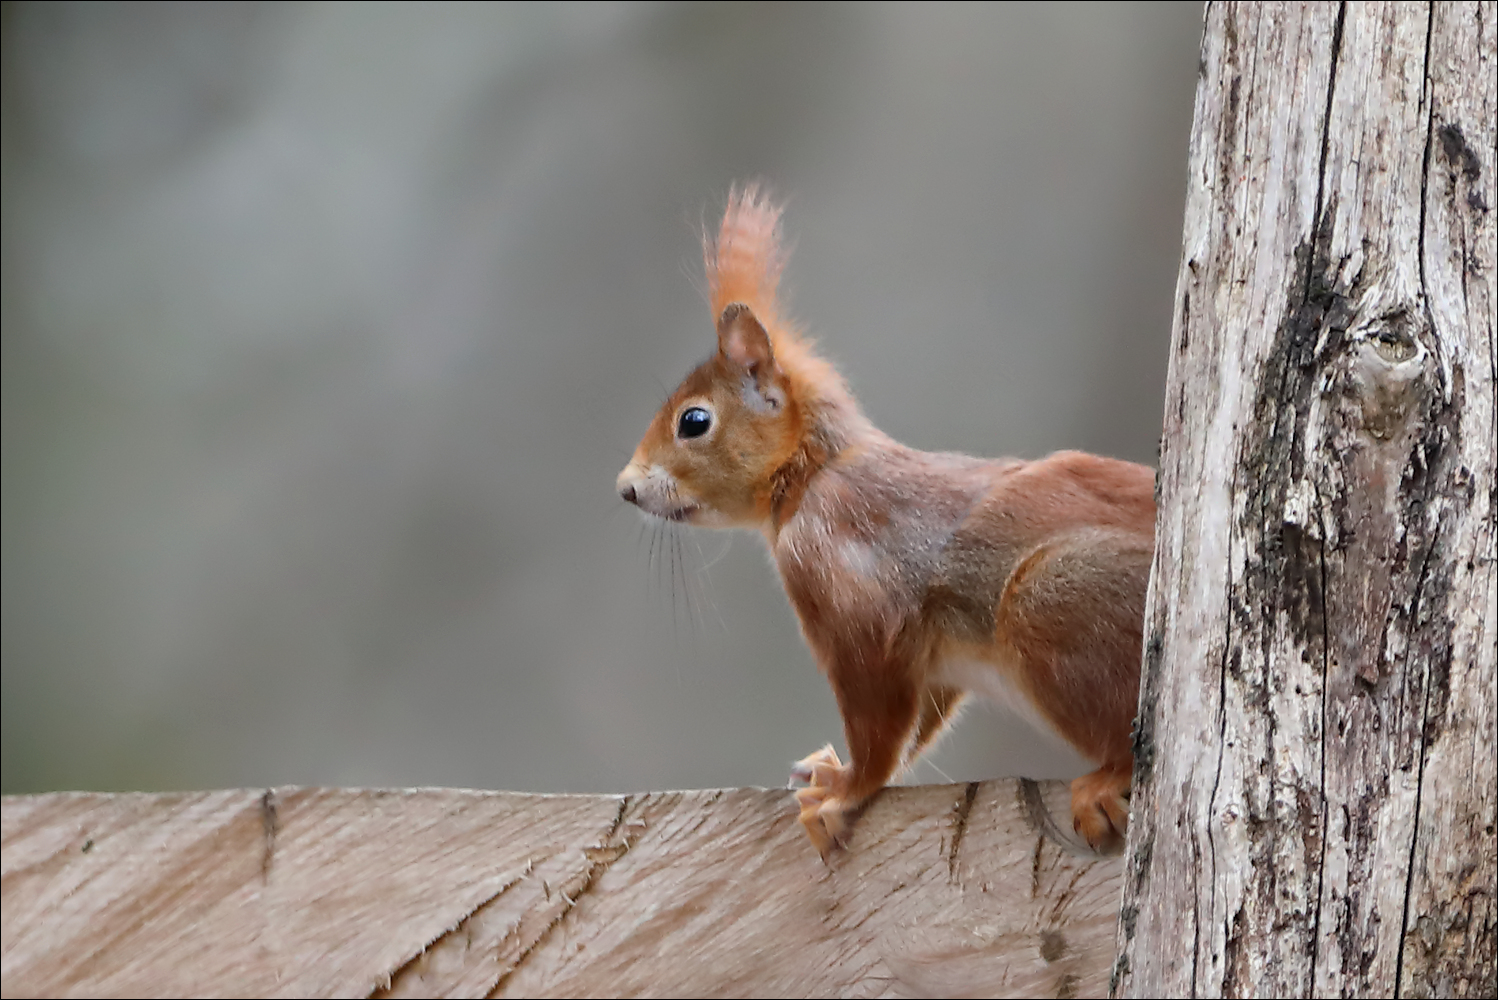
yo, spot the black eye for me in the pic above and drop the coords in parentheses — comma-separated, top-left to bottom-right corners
(677, 406, 712, 439)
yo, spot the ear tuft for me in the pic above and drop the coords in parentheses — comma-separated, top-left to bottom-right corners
(706, 185, 786, 328)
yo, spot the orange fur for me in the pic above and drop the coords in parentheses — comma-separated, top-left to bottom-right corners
(620, 188, 1153, 859)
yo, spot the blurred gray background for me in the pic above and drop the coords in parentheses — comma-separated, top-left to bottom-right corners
(2, 3, 1202, 796)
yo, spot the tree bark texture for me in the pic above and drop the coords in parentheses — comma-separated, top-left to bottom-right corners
(1114, 2, 1496, 998)
(2, 781, 1119, 998)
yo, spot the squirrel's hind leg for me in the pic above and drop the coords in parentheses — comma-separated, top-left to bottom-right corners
(1071, 762, 1131, 854)
(991, 529, 1149, 856)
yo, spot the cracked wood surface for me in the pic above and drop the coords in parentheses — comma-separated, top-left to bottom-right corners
(1, 780, 1119, 998)
(1115, 2, 1496, 997)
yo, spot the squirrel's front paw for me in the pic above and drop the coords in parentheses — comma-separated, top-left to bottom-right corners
(790, 745, 852, 861)
(1070, 766, 1130, 855)
(795, 784, 855, 862)
(789, 744, 843, 788)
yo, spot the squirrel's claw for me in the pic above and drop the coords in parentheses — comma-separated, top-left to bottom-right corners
(791, 744, 852, 862)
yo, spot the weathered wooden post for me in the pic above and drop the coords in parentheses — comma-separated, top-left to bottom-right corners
(1114, 2, 1496, 996)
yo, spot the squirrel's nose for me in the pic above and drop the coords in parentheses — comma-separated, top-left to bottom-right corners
(619, 482, 638, 505)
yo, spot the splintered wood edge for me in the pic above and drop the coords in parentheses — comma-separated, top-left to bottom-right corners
(1, 780, 1122, 999)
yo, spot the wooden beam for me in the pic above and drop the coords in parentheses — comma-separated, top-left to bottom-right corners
(2, 780, 1119, 998)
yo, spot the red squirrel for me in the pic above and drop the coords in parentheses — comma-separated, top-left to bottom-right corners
(617, 186, 1154, 858)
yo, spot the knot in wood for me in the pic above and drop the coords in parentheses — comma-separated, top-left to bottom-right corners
(1340, 311, 1432, 443)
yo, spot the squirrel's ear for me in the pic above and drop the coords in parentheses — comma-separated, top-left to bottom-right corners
(717, 303, 774, 374)
(717, 304, 782, 408)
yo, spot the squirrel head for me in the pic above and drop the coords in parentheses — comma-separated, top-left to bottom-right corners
(617, 300, 803, 527)
(618, 185, 857, 529)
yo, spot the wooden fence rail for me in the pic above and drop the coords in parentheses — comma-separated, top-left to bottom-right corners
(2, 780, 1118, 998)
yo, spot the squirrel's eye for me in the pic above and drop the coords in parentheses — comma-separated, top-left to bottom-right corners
(677, 406, 712, 439)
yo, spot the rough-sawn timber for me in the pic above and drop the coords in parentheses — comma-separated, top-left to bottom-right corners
(2, 780, 1118, 998)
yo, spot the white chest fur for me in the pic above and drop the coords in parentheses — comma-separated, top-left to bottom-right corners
(930, 654, 1065, 748)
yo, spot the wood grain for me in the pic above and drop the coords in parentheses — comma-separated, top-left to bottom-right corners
(1115, 2, 1496, 996)
(3, 780, 1120, 998)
